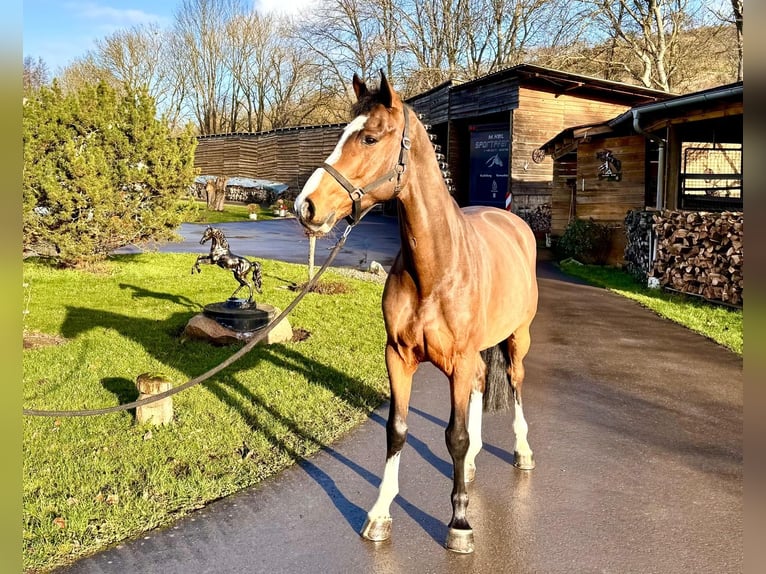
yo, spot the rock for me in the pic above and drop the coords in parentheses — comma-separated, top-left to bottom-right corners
(368, 260, 386, 275)
(181, 311, 292, 346)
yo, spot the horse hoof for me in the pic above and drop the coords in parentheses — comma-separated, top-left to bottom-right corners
(445, 527, 474, 553)
(465, 464, 476, 483)
(361, 516, 392, 541)
(513, 451, 535, 470)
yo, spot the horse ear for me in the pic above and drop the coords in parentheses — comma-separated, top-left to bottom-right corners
(378, 69, 400, 109)
(352, 73, 368, 100)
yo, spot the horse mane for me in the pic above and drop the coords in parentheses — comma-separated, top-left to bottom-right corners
(350, 79, 452, 192)
(351, 87, 387, 117)
(210, 228, 228, 249)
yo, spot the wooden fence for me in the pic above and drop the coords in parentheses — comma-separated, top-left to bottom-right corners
(194, 124, 345, 197)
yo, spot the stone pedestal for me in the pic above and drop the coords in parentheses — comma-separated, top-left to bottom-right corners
(182, 303, 292, 346)
(135, 373, 174, 425)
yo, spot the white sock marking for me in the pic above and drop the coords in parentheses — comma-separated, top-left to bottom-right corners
(368, 452, 401, 520)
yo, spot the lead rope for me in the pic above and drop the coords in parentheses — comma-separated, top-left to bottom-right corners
(23, 223, 359, 417)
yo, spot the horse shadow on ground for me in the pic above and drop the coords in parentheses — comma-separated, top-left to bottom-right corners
(59, 289, 447, 545)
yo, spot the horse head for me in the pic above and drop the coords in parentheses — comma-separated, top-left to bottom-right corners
(199, 226, 216, 245)
(295, 70, 410, 234)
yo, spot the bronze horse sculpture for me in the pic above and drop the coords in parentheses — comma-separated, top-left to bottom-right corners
(191, 226, 263, 302)
(294, 72, 538, 553)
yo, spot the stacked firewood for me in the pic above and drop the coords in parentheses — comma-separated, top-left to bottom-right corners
(649, 210, 743, 305)
(623, 209, 656, 281)
(519, 203, 552, 235)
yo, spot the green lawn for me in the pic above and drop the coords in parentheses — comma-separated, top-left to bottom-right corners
(183, 200, 285, 224)
(22, 254, 387, 572)
(558, 260, 743, 355)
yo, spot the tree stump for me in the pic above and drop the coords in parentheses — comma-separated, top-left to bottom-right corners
(135, 373, 174, 425)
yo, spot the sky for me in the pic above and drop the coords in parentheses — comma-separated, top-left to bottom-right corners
(23, 0, 315, 74)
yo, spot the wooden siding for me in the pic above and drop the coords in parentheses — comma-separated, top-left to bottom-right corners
(194, 125, 345, 195)
(511, 88, 631, 207)
(550, 135, 647, 235)
(450, 76, 521, 119)
(408, 83, 451, 125)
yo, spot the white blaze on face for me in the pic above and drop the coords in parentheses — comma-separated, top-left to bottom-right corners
(294, 114, 369, 217)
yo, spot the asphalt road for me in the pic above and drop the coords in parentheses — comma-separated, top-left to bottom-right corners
(69, 214, 743, 573)
(114, 211, 402, 271)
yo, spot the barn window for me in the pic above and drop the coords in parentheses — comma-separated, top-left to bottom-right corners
(679, 142, 742, 211)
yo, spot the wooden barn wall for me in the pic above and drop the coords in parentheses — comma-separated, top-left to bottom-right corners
(550, 154, 578, 235)
(407, 84, 451, 125)
(511, 88, 631, 211)
(549, 134, 646, 237)
(449, 76, 521, 119)
(194, 125, 345, 194)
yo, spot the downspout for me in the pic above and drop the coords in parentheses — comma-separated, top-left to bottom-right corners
(632, 109, 666, 211)
(632, 109, 666, 269)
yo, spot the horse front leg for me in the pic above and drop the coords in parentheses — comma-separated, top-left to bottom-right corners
(361, 344, 416, 542)
(191, 255, 208, 274)
(445, 358, 477, 553)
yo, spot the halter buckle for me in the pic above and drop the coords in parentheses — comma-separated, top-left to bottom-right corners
(350, 189, 364, 200)
(401, 136, 411, 150)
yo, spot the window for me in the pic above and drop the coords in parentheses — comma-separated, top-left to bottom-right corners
(680, 142, 742, 211)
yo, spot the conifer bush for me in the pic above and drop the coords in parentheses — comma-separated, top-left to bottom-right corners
(23, 81, 198, 265)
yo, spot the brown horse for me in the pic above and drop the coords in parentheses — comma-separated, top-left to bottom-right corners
(294, 71, 538, 554)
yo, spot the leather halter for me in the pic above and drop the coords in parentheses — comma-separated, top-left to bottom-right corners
(321, 104, 411, 225)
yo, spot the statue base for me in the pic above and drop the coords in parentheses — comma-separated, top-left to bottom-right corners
(203, 300, 275, 332)
(182, 303, 292, 346)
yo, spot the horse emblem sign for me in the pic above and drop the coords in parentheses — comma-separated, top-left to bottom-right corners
(596, 149, 622, 181)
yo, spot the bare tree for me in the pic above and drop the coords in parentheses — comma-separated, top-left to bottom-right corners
(91, 24, 187, 130)
(394, 0, 470, 92)
(578, 0, 702, 92)
(461, 0, 573, 77)
(225, 11, 272, 132)
(299, 0, 388, 103)
(171, 0, 244, 134)
(23, 56, 50, 93)
(57, 54, 116, 94)
(728, 0, 743, 81)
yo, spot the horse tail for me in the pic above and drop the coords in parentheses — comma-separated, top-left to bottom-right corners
(481, 343, 513, 413)
(252, 261, 263, 293)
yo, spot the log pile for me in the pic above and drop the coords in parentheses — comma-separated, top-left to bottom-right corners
(518, 203, 551, 235)
(623, 209, 656, 281)
(649, 210, 743, 305)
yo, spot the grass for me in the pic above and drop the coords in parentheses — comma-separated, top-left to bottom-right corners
(22, 253, 388, 573)
(183, 200, 285, 224)
(558, 260, 743, 355)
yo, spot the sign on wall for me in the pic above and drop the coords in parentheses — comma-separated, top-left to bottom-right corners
(469, 124, 510, 210)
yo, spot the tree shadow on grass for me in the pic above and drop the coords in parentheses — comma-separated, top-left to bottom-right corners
(58, 298, 445, 544)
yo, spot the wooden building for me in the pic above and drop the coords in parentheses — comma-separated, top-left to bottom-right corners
(192, 64, 677, 212)
(538, 82, 743, 237)
(405, 64, 669, 215)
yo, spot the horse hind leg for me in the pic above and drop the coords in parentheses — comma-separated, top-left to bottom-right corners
(464, 355, 486, 483)
(361, 345, 415, 543)
(507, 324, 535, 470)
(252, 261, 263, 294)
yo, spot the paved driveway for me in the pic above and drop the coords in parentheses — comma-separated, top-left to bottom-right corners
(70, 216, 742, 573)
(115, 212, 402, 270)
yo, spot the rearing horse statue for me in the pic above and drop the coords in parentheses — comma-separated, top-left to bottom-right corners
(191, 226, 263, 302)
(294, 71, 539, 553)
